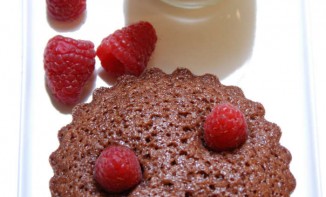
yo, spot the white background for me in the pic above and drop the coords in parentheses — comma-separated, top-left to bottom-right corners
(1, 0, 326, 196)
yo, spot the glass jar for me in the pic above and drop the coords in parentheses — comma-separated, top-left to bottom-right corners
(160, 0, 221, 9)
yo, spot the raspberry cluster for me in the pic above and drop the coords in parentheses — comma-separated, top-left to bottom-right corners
(44, 21, 157, 104)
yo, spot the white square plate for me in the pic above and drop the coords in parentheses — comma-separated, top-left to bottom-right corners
(19, 0, 322, 196)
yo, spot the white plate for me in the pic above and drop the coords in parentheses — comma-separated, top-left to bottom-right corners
(19, 0, 322, 196)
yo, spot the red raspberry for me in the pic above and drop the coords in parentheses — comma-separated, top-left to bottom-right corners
(46, 0, 86, 21)
(44, 35, 95, 105)
(96, 21, 157, 77)
(204, 103, 248, 152)
(94, 145, 142, 194)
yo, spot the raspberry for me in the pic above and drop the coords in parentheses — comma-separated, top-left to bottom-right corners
(204, 103, 248, 152)
(96, 21, 157, 77)
(94, 145, 142, 194)
(46, 0, 86, 21)
(44, 35, 95, 105)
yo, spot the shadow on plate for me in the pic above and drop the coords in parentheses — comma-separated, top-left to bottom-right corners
(46, 11, 87, 32)
(124, 0, 256, 79)
(45, 72, 97, 114)
(97, 68, 121, 86)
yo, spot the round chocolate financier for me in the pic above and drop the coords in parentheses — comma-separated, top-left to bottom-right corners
(49, 68, 296, 196)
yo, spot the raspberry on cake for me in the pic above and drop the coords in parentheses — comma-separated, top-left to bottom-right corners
(44, 35, 95, 105)
(94, 145, 142, 194)
(96, 21, 157, 77)
(204, 103, 248, 152)
(49, 68, 296, 196)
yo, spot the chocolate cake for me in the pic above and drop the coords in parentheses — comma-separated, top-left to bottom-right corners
(49, 68, 296, 196)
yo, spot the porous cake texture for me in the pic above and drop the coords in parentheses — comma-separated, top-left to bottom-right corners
(50, 68, 296, 196)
